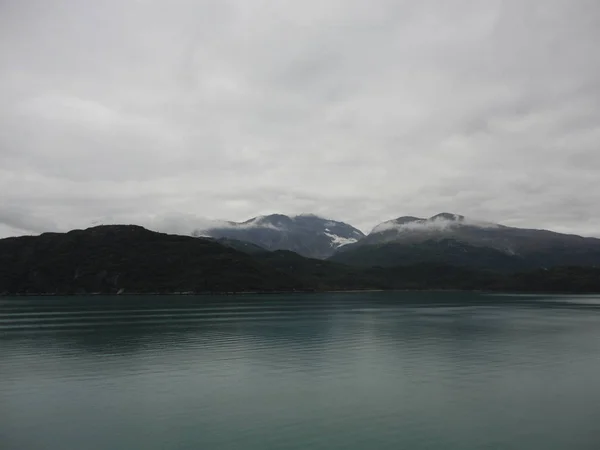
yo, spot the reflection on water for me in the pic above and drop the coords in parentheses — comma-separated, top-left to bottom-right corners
(1, 292, 600, 450)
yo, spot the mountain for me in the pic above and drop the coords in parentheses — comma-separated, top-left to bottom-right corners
(2, 224, 600, 294)
(331, 213, 600, 270)
(193, 214, 365, 259)
(0, 225, 304, 294)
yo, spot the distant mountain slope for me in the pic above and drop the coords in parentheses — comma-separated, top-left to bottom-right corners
(209, 237, 267, 255)
(330, 238, 529, 271)
(332, 213, 600, 270)
(193, 214, 365, 259)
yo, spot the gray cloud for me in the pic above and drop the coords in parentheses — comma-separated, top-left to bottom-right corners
(0, 204, 59, 235)
(1, 0, 600, 238)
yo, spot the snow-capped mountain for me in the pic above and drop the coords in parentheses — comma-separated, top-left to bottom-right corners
(193, 214, 365, 259)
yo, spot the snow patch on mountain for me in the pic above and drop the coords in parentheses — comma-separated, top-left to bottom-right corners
(324, 232, 358, 248)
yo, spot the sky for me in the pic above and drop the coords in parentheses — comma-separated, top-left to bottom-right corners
(1, 0, 600, 237)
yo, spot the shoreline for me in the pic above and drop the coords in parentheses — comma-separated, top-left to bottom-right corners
(2, 288, 600, 297)
(1, 289, 387, 297)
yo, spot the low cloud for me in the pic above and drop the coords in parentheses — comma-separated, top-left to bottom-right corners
(202, 217, 283, 233)
(371, 215, 501, 234)
(141, 213, 226, 236)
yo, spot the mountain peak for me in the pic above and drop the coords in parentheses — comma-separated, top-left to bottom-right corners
(393, 216, 423, 224)
(242, 214, 294, 228)
(195, 213, 364, 258)
(295, 213, 324, 219)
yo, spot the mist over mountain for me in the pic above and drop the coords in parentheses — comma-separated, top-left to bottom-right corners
(193, 214, 365, 259)
(331, 212, 600, 270)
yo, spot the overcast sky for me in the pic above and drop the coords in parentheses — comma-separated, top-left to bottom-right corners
(1, 0, 599, 237)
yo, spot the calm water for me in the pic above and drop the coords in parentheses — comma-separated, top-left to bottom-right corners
(1, 292, 600, 450)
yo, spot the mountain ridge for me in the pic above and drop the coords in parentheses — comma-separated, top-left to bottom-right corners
(5, 211, 600, 272)
(333, 212, 600, 270)
(2, 225, 600, 294)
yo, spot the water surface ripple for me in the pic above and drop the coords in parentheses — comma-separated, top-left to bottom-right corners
(1, 292, 600, 449)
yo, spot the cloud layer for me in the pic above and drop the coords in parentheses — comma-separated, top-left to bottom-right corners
(1, 0, 600, 237)
(371, 215, 501, 234)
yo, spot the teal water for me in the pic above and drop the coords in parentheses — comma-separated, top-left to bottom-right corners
(1, 292, 600, 449)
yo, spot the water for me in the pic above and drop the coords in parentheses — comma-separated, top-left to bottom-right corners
(2, 292, 600, 450)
